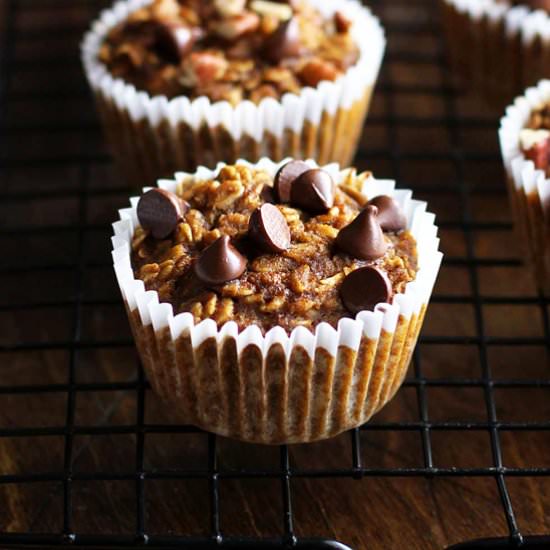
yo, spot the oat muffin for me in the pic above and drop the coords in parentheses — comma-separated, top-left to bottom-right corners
(113, 159, 442, 444)
(82, 0, 385, 186)
(441, 0, 550, 106)
(500, 80, 550, 294)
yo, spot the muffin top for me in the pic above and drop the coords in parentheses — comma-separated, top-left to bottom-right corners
(131, 161, 418, 333)
(98, 0, 360, 104)
(519, 101, 550, 174)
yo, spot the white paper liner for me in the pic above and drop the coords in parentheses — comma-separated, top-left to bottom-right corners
(81, 0, 386, 185)
(441, 0, 550, 103)
(499, 79, 550, 292)
(112, 159, 442, 443)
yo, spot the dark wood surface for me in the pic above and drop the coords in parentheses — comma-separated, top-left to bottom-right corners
(1, 0, 550, 549)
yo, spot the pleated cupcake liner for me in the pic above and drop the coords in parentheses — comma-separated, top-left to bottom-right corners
(500, 79, 550, 294)
(441, 0, 550, 106)
(111, 158, 443, 444)
(82, 0, 385, 187)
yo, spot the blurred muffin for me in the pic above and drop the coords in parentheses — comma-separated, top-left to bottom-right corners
(441, 0, 550, 106)
(500, 79, 550, 293)
(82, 0, 385, 186)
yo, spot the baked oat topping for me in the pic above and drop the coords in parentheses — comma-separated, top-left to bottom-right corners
(521, 102, 550, 172)
(131, 162, 418, 332)
(98, 0, 360, 104)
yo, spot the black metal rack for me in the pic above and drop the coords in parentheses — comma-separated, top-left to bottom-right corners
(1, 0, 550, 548)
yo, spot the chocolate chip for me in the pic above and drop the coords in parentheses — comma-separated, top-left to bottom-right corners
(194, 235, 247, 285)
(334, 11, 352, 33)
(336, 205, 388, 260)
(154, 22, 203, 63)
(137, 188, 189, 239)
(368, 195, 407, 233)
(273, 160, 310, 203)
(260, 184, 276, 204)
(248, 204, 291, 253)
(290, 168, 335, 213)
(340, 266, 393, 315)
(264, 17, 301, 64)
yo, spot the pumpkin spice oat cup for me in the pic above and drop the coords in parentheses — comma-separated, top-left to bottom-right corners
(499, 80, 550, 294)
(112, 159, 442, 444)
(441, 0, 550, 106)
(82, 0, 385, 188)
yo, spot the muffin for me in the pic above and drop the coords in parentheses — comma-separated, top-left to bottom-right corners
(82, 0, 385, 187)
(112, 158, 442, 444)
(441, 0, 550, 106)
(500, 79, 550, 294)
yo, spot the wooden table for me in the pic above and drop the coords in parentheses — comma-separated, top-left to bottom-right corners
(1, 0, 549, 548)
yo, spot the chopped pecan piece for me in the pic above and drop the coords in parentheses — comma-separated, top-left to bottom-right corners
(214, 0, 247, 18)
(298, 58, 339, 87)
(180, 52, 228, 87)
(211, 11, 261, 41)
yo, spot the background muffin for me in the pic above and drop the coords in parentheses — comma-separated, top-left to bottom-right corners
(441, 0, 550, 107)
(82, 0, 385, 187)
(112, 158, 442, 444)
(500, 79, 550, 294)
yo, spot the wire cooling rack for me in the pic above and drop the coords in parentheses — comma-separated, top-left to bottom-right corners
(1, 0, 550, 548)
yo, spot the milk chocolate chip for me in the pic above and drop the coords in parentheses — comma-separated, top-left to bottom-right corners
(260, 184, 276, 204)
(340, 266, 393, 314)
(154, 22, 203, 63)
(368, 195, 407, 233)
(273, 160, 310, 203)
(137, 188, 189, 239)
(290, 169, 335, 213)
(195, 235, 247, 285)
(264, 17, 301, 64)
(336, 205, 387, 260)
(249, 204, 291, 253)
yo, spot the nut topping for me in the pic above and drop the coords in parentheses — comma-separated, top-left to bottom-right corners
(214, 0, 246, 18)
(211, 11, 261, 41)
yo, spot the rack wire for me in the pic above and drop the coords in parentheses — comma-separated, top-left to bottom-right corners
(1, 0, 550, 548)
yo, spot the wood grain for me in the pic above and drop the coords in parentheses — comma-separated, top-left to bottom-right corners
(1, 1, 550, 548)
